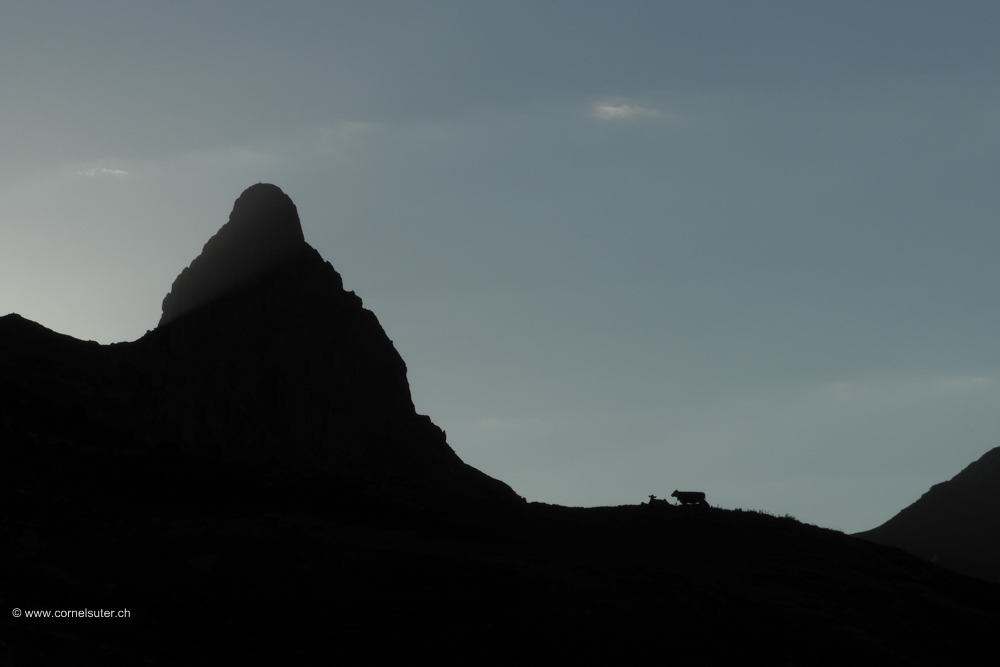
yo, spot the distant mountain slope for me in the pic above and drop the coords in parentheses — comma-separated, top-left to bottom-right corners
(855, 447, 1000, 583)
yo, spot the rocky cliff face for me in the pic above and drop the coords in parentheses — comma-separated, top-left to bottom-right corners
(855, 447, 1000, 583)
(0, 183, 519, 504)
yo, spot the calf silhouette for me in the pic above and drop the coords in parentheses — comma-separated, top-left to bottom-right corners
(671, 490, 709, 507)
(647, 494, 671, 507)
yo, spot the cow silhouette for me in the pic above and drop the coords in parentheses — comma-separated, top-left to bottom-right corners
(671, 490, 709, 507)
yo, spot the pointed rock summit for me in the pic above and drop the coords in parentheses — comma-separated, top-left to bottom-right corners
(855, 447, 1000, 583)
(160, 183, 307, 325)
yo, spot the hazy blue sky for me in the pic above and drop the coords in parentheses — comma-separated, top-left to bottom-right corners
(2, 1, 998, 532)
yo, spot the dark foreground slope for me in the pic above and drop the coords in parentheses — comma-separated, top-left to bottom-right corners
(2, 424, 1000, 665)
(855, 447, 1000, 584)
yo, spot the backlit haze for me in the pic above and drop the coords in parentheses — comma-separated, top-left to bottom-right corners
(2, 1, 998, 533)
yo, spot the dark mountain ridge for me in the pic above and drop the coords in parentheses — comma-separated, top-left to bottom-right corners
(855, 446, 1000, 584)
(3, 184, 1000, 664)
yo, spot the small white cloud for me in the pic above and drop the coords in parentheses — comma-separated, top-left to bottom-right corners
(825, 374, 994, 402)
(941, 376, 990, 390)
(319, 121, 380, 139)
(593, 104, 661, 120)
(77, 166, 129, 177)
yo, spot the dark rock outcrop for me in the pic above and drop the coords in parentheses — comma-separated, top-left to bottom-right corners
(0, 183, 519, 505)
(855, 447, 1000, 583)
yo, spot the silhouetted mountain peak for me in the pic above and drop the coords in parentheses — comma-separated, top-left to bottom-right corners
(856, 446, 1000, 583)
(1, 184, 519, 505)
(139, 184, 518, 500)
(159, 183, 307, 326)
